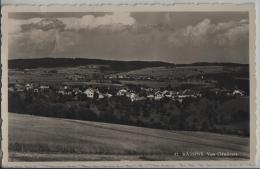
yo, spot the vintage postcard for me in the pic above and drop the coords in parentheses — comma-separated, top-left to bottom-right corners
(1, 4, 257, 168)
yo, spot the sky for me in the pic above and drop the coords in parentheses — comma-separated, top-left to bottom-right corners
(8, 12, 249, 64)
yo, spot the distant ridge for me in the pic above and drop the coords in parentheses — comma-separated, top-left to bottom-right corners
(8, 58, 248, 70)
(179, 62, 249, 67)
(8, 58, 174, 71)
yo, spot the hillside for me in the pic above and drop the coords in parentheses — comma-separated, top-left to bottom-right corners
(8, 58, 248, 71)
(8, 58, 173, 71)
(9, 113, 249, 161)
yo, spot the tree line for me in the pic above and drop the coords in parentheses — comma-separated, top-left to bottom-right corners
(9, 91, 249, 136)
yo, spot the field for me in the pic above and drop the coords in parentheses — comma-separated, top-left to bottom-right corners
(8, 66, 107, 85)
(9, 64, 248, 90)
(117, 65, 248, 78)
(9, 113, 249, 161)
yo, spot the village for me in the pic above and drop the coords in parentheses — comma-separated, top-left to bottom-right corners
(8, 82, 246, 104)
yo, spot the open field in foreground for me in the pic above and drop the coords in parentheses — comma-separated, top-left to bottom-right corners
(9, 113, 249, 161)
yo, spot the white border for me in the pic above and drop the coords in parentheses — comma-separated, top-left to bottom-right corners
(1, 2, 259, 168)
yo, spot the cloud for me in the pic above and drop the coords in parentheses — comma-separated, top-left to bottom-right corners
(9, 29, 57, 58)
(214, 23, 248, 46)
(168, 18, 249, 47)
(60, 12, 136, 31)
(51, 31, 80, 53)
(9, 12, 136, 34)
(9, 17, 63, 34)
(20, 18, 66, 31)
(8, 13, 249, 64)
(9, 28, 82, 58)
(9, 18, 48, 33)
(168, 18, 212, 47)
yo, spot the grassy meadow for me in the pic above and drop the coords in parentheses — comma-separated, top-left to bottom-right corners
(9, 113, 249, 161)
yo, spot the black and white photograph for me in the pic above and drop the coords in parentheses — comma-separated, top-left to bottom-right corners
(1, 4, 257, 167)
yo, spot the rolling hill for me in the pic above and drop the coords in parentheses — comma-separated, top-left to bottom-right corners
(8, 58, 248, 71)
(9, 113, 249, 161)
(8, 58, 173, 71)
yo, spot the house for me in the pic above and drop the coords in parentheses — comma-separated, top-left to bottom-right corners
(39, 85, 50, 91)
(162, 90, 169, 95)
(88, 65, 98, 69)
(73, 88, 82, 95)
(164, 91, 173, 98)
(232, 89, 245, 96)
(225, 89, 234, 96)
(16, 88, 24, 92)
(181, 89, 199, 98)
(126, 92, 136, 102)
(117, 75, 124, 79)
(108, 75, 117, 79)
(57, 90, 65, 95)
(165, 94, 172, 98)
(178, 95, 188, 99)
(63, 91, 72, 95)
(147, 94, 155, 100)
(98, 93, 105, 99)
(155, 91, 164, 100)
(117, 89, 127, 96)
(84, 88, 94, 98)
(25, 83, 33, 90)
(33, 89, 39, 93)
(104, 93, 113, 98)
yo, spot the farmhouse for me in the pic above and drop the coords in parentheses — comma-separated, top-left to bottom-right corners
(181, 89, 201, 98)
(117, 89, 128, 96)
(164, 90, 173, 98)
(94, 90, 105, 99)
(16, 88, 24, 92)
(39, 85, 50, 91)
(108, 75, 117, 79)
(25, 83, 33, 90)
(88, 65, 98, 69)
(72, 88, 82, 95)
(84, 88, 94, 98)
(155, 91, 164, 100)
(225, 89, 234, 96)
(57, 90, 65, 95)
(33, 89, 39, 93)
(103, 93, 113, 98)
(162, 90, 169, 95)
(98, 93, 105, 99)
(135, 96, 146, 101)
(178, 95, 190, 99)
(118, 75, 124, 79)
(126, 92, 136, 102)
(147, 94, 155, 100)
(232, 89, 245, 96)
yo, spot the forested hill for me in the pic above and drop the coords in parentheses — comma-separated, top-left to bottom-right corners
(8, 58, 248, 71)
(8, 58, 174, 71)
